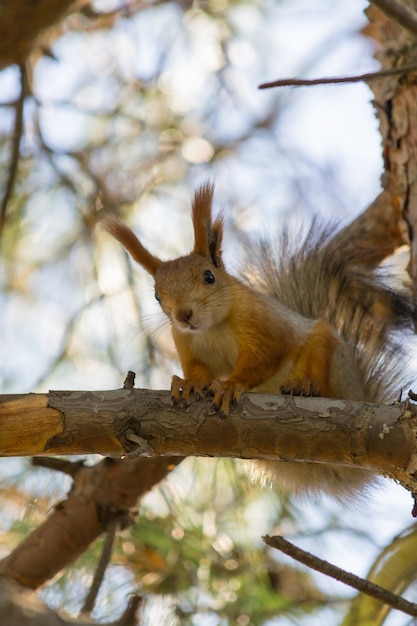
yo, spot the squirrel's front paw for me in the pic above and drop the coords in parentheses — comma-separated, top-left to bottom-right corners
(280, 377, 320, 397)
(171, 375, 208, 408)
(208, 379, 244, 417)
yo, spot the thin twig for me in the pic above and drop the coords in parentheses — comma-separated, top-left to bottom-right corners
(81, 518, 120, 615)
(258, 62, 417, 90)
(0, 64, 26, 237)
(123, 370, 136, 389)
(117, 596, 143, 626)
(371, 0, 417, 36)
(264, 535, 417, 618)
(32, 457, 85, 477)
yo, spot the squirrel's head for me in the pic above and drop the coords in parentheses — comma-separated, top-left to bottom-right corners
(103, 183, 233, 333)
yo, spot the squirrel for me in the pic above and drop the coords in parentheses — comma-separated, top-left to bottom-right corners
(103, 182, 414, 498)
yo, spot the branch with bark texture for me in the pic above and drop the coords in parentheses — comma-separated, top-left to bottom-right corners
(264, 535, 417, 618)
(1, 388, 417, 493)
(0, 451, 175, 624)
(0, 455, 182, 589)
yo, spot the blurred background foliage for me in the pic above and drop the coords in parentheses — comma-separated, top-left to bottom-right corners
(1, 0, 416, 624)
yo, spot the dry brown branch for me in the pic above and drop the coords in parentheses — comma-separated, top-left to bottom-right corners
(81, 517, 120, 616)
(32, 456, 85, 476)
(264, 535, 417, 618)
(1, 389, 417, 494)
(0, 64, 26, 237)
(0, 455, 182, 589)
(258, 62, 417, 90)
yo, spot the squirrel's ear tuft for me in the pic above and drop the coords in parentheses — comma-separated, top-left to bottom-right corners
(208, 215, 224, 268)
(102, 215, 163, 276)
(192, 182, 223, 266)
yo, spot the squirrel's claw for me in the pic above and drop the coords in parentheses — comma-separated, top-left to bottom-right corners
(280, 377, 320, 397)
(208, 379, 244, 417)
(171, 375, 208, 407)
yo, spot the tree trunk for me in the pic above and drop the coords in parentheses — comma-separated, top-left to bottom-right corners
(365, 2, 417, 299)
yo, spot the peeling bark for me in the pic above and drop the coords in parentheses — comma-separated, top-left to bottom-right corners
(1, 389, 417, 491)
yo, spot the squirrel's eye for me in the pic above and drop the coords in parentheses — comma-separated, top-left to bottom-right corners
(203, 269, 215, 285)
(154, 290, 161, 302)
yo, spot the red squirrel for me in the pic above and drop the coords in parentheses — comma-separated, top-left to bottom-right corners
(103, 183, 414, 497)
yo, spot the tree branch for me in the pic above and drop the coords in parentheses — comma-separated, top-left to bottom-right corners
(264, 535, 417, 618)
(81, 517, 120, 616)
(0, 64, 26, 237)
(0, 455, 182, 589)
(1, 388, 417, 493)
(258, 62, 417, 90)
(0, 577, 142, 625)
(32, 456, 85, 476)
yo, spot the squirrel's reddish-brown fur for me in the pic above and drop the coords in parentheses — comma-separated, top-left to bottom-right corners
(103, 183, 414, 497)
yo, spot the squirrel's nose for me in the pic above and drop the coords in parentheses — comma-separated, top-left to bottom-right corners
(176, 309, 192, 324)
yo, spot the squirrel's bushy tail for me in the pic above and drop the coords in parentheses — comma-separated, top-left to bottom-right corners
(245, 221, 416, 403)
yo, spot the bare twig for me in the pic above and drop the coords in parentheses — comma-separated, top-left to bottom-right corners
(32, 457, 85, 477)
(81, 518, 120, 615)
(115, 596, 142, 626)
(0, 64, 26, 237)
(264, 535, 417, 618)
(123, 371, 136, 389)
(371, 0, 417, 36)
(258, 62, 417, 90)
